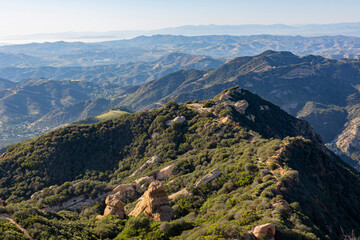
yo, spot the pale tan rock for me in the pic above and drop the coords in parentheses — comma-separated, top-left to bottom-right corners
(129, 181, 174, 221)
(194, 169, 221, 188)
(111, 184, 136, 201)
(169, 188, 189, 200)
(156, 164, 177, 180)
(134, 176, 155, 191)
(219, 94, 235, 104)
(166, 116, 186, 126)
(103, 194, 126, 219)
(253, 223, 275, 240)
(235, 100, 249, 114)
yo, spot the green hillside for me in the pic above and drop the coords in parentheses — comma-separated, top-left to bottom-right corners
(0, 87, 359, 239)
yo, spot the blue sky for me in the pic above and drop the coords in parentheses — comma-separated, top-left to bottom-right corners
(0, 0, 359, 36)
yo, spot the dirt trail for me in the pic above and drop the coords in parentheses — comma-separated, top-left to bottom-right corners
(0, 214, 33, 240)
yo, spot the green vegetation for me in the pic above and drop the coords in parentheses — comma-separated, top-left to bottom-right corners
(0, 87, 359, 239)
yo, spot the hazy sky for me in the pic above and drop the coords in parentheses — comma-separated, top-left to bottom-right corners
(0, 0, 359, 36)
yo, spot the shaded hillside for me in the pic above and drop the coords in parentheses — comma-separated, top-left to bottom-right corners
(0, 79, 125, 146)
(0, 53, 224, 86)
(120, 50, 360, 166)
(0, 87, 359, 239)
(0, 78, 15, 90)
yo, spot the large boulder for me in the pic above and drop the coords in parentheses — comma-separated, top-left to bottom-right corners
(252, 223, 275, 240)
(102, 194, 126, 219)
(129, 181, 174, 221)
(235, 100, 249, 114)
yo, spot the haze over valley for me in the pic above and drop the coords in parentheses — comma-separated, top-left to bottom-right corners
(0, 0, 360, 239)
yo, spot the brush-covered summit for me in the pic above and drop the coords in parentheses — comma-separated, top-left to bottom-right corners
(0, 87, 359, 239)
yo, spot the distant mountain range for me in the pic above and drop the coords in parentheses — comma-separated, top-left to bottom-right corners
(3, 50, 360, 169)
(3, 22, 360, 43)
(0, 53, 225, 85)
(1, 35, 360, 68)
(0, 53, 223, 146)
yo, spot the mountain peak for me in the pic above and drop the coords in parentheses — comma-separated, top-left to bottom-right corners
(256, 50, 297, 57)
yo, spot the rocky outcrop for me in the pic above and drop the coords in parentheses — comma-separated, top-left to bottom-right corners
(252, 223, 275, 240)
(111, 184, 136, 202)
(156, 164, 177, 180)
(169, 188, 189, 200)
(134, 176, 155, 191)
(129, 181, 174, 221)
(194, 169, 221, 188)
(166, 116, 186, 126)
(235, 100, 249, 114)
(219, 94, 235, 104)
(130, 156, 160, 177)
(96, 194, 126, 220)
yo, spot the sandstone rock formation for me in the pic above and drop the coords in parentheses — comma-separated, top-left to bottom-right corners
(166, 116, 186, 126)
(102, 194, 126, 219)
(129, 181, 174, 221)
(252, 223, 275, 240)
(194, 169, 221, 188)
(156, 164, 177, 180)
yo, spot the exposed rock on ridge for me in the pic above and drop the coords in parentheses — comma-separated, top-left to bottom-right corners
(129, 181, 174, 221)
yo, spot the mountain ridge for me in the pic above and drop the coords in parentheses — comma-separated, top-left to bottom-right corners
(0, 86, 359, 239)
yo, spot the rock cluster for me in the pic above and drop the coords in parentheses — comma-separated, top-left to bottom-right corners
(129, 181, 174, 221)
(96, 184, 136, 220)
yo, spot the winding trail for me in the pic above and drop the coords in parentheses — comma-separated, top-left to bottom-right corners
(0, 214, 33, 240)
